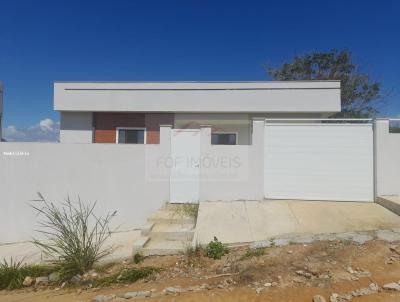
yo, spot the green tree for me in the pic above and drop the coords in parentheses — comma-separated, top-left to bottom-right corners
(267, 50, 382, 117)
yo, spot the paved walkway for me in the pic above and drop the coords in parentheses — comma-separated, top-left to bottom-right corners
(195, 200, 400, 245)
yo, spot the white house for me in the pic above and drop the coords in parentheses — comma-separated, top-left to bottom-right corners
(1, 80, 400, 243)
(54, 81, 341, 145)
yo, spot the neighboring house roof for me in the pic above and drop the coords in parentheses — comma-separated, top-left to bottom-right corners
(54, 81, 341, 113)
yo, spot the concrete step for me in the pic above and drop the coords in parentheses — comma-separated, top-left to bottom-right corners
(141, 239, 188, 256)
(140, 222, 155, 236)
(147, 210, 195, 224)
(377, 196, 400, 216)
(149, 223, 194, 241)
(132, 236, 150, 255)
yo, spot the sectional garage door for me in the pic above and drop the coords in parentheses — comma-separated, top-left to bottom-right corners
(264, 123, 374, 202)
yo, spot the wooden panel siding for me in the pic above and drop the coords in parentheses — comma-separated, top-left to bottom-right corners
(145, 113, 175, 144)
(93, 112, 174, 144)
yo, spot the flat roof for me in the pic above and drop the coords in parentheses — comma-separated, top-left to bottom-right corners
(54, 81, 341, 113)
(54, 80, 340, 89)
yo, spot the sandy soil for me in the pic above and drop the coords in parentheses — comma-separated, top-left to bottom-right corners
(1, 240, 400, 302)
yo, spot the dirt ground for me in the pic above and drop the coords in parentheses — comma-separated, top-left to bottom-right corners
(1, 239, 400, 302)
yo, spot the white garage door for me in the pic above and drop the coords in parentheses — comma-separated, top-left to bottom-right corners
(264, 123, 374, 202)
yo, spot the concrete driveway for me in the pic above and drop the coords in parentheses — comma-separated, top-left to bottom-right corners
(194, 200, 400, 245)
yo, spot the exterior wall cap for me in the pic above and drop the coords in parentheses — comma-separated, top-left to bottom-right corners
(54, 81, 341, 113)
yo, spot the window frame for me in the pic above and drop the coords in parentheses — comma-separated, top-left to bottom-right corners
(211, 132, 238, 145)
(115, 127, 147, 144)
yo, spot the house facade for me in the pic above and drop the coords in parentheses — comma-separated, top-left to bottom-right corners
(55, 81, 341, 145)
(2, 80, 400, 243)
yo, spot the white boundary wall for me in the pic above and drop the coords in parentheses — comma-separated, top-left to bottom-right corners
(0, 121, 264, 243)
(1, 118, 399, 243)
(0, 141, 171, 243)
(198, 119, 264, 201)
(375, 119, 400, 196)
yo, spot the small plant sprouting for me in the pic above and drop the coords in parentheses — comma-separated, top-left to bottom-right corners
(184, 242, 204, 264)
(242, 248, 265, 259)
(133, 253, 145, 264)
(171, 203, 199, 222)
(94, 267, 160, 287)
(206, 237, 228, 260)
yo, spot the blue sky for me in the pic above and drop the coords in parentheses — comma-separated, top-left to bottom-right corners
(0, 0, 399, 139)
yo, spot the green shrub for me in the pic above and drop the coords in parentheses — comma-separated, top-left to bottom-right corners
(242, 248, 265, 259)
(0, 258, 54, 290)
(117, 267, 158, 282)
(32, 193, 116, 280)
(206, 237, 227, 260)
(94, 267, 159, 287)
(172, 203, 199, 222)
(133, 253, 145, 264)
(0, 258, 24, 290)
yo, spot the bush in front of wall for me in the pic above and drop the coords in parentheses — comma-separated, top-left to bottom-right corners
(0, 258, 54, 290)
(32, 193, 117, 281)
(206, 237, 227, 260)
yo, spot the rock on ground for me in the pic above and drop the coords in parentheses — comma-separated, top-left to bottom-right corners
(70, 274, 82, 284)
(312, 294, 326, 302)
(22, 276, 34, 287)
(35, 276, 49, 286)
(329, 293, 339, 302)
(383, 282, 400, 291)
(121, 291, 152, 299)
(163, 287, 182, 294)
(91, 294, 116, 302)
(48, 272, 60, 282)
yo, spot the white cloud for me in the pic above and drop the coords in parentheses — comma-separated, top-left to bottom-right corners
(3, 118, 60, 142)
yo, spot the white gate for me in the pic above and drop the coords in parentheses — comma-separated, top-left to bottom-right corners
(264, 121, 374, 202)
(170, 129, 201, 203)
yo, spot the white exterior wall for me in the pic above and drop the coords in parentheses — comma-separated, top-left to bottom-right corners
(60, 112, 93, 143)
(0, 82, 3, 140)
(0, 142, 171, 243)
(54, 81, 341, 114)
(198, 119, 265, 200)
(375, 119, 400, 196)
(174, 113, 251, 145)
(4, 117, 395, 242)
(174, 113, 328, 146)
(0, 122, 266, 242)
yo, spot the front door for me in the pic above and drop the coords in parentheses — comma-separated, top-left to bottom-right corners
(170, 129, 201, 203)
